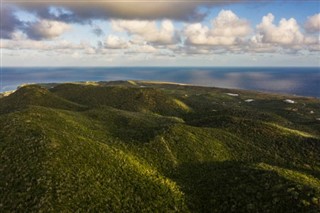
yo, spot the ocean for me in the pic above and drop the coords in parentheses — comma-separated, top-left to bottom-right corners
(1, 67, 319, 98)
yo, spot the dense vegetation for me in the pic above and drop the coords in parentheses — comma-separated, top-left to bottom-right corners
(1, 81, 320, 212)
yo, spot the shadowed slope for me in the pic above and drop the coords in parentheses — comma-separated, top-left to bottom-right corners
(51, 83, 191, 115)
(0, 107, 187, 212)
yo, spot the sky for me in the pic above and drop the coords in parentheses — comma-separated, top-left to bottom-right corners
(1, 0, 320, 67)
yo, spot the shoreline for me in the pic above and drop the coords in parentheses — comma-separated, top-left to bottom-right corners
(1, 80, 319, 100)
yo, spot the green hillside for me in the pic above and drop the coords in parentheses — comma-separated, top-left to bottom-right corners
(1, 81, 320, 212)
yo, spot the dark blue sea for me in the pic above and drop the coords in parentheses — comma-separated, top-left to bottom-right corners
(1, 67, 319, 98)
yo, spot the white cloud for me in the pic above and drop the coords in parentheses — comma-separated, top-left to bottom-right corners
(184, 10, 251, 46)
(249, 13, 320, 53)
(254, 13, 304, 46)
(26, 19, 71, 40)
(111, 19, 178, 45)
(305, 13, 320, 33)
(104, 35, 129, 49)
(211, 10, 251, 37)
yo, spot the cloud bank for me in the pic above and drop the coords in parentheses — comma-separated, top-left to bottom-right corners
(1, 1, 319, 59)
(1, 0, 240, 39)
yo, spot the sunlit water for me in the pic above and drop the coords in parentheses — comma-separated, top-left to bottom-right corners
(1, 67, 319, 97)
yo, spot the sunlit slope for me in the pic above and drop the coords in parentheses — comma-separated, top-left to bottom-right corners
(0, 85, 87, 113)
(1, 81, 320, 212)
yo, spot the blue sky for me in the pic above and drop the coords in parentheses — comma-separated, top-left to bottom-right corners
(1, 0, 319, 66)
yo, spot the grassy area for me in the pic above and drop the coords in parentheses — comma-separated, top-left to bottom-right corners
(1, 81, 320, 212)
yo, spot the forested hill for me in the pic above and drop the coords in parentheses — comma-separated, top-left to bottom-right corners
(1, 81, 320, 212)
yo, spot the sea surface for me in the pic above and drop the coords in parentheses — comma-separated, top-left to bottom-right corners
(1, 67, 319, 98)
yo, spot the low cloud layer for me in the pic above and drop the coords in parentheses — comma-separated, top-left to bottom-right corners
(1, 38, 91, 52)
